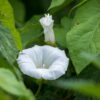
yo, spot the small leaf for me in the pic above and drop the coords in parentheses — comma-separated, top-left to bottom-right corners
(49, 0, 73, 14)
(49, 0, 66, 10)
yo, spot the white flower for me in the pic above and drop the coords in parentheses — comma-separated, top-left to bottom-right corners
(39, 14, 55, 43)
(17, 45, 69, 80)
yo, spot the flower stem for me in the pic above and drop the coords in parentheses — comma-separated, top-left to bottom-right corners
(35, 81, 42, 96)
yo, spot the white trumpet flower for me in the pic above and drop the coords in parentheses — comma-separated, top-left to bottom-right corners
(17, 45, 69, 80)
(39, 14, 55, 43)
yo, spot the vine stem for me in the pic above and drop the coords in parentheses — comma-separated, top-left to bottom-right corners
(35, 81, 42, 96)
(68, 0, 88, 16)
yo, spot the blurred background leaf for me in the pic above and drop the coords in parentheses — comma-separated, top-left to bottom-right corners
(52, 79, 100, 98)
(0, 91, 11, 100)
(61, 17, 72, 29)
(9, 0, 26, 26)
(0, 68, 35, 100)
(19, 16, 43, 47)
(55, 27, 67, 48)
(74, 64, 100, 100)
(23, 0, 51, 20)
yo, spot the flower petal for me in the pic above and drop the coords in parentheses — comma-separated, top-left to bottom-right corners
(22, 45, 43, 68)
(42, 45, 68, 69)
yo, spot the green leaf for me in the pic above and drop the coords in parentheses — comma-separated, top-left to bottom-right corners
(0, 54, 11, 68)
(61, 17, 72, 30)
(19, 16, 42, 47)
(49, 0, 66, 10)
(81, 52, 100, 68)
(49, 0, 73, 14)
(67, 0, 100, 73)
(0, 91, 11, 100)
(0, 0, 22, 50)
(67, 14, 100, 73)
(0, 34, 22, 80)
(55, 28, 67, 48)
(74, 94, 90, 100)
(0, 68, 26, 96)
(0, 25, 17, 64)
(53, 80, 100, 98)
(74, 65, 100, 100)
(72, 0, 100, 24)
(9, 0, 25, 23)
(0, 68, 35, 100)
(54, 17, 72, 48)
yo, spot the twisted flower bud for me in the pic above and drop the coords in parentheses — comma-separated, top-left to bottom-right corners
(39, 14, 55, 44)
